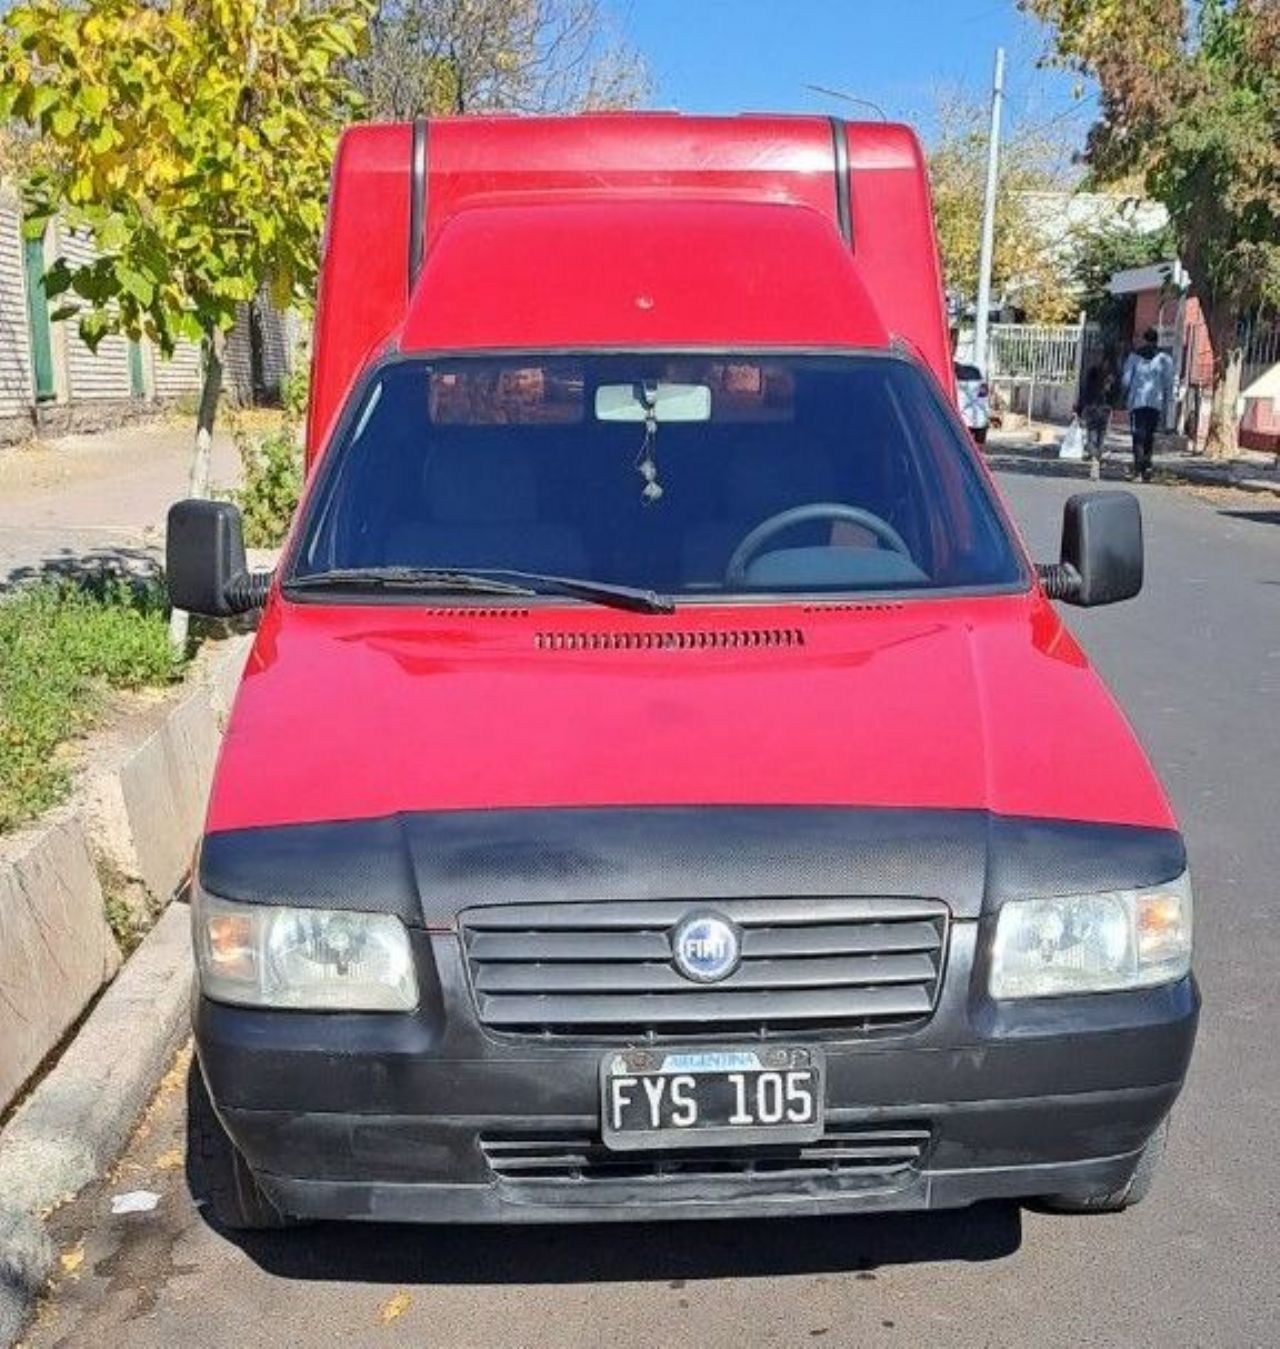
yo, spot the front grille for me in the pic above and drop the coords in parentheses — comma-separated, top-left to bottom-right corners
(480, 1120, 932, 1186)
(460, 897, 948, 1037)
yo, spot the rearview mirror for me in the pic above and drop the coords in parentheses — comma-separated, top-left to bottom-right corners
(1037, 490, 1143, 607)
(595, 382, 712, 423)
(166, 499, 270, 616)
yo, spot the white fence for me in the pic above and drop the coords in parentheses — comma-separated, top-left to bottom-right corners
(981, 320, 1096, 422)
(988, 322, 1091, 383)
(959, 310, 1279, 440)
(1243, 317, 1280, 391)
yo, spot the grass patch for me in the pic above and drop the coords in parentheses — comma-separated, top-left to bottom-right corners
(99, 857, 163, 956)
(0, 578, 184, 833)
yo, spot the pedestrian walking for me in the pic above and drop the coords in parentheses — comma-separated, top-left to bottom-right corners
(1077, 351, 1119, 481)
(1121, 328, 1174, 482)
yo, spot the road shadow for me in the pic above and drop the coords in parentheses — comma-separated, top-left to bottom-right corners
(1, 542, 161, 591)
(212, 1197, 1021, 1286)
(1220, 509, 1280, 528)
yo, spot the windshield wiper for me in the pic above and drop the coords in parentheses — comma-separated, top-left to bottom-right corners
(286, 567, 538, 598)
(479, 568, 675, 614)
(286, 566, 674, 615)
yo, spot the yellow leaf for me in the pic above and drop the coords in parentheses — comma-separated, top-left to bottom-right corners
(60, 1244, 85, 1275)
(377, 1292, 411, 1324)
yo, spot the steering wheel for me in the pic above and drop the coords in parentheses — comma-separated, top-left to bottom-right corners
(725, 502, 913, 587)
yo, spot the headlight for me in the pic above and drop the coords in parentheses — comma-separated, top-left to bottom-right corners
(194, 890, 418, 1011)
(990, 871, 1192, 999)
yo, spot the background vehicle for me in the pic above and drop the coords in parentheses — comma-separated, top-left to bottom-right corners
(954, 361, 991, 443)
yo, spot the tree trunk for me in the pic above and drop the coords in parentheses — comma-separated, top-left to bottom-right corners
(1204, 303, 1244, 460)
(168, 329, 226, 651)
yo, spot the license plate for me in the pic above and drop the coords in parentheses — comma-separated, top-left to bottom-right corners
(600, 1047, 824, 1151)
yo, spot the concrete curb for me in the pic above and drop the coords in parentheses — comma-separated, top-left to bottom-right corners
(79, 633, 250, 911)
(985, 429, 1280, 499)
(1165, 467, 1280, 498)
(0, 625, 255, 1345)
(0, 814, 122, 1110)
(0, 634, 251, 1115)
(0, 903, 192, 1345)
(984, 447, 1280, 499)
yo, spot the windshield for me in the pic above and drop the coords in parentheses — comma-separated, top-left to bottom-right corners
(290, 354, 1025, 600)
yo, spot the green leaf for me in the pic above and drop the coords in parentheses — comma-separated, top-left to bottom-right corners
(28, 84, 57, 121)
(115, 264, 155, 307)
(42, 258, 73, 298)
(89, 122, 117, 154)
(21, 213, 52, 242)
(97, 213, 129, 252)
(78, 310, 112, 353)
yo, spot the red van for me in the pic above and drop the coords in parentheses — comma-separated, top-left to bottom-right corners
(168, 115, 1197, 1230)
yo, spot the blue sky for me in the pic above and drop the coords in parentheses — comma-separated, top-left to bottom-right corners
(618, 0, 1096, 148)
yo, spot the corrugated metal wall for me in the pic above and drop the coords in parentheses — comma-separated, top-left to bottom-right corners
(225, 295, 293, 403)
(257, 295, 292, 393)
(224, 305, 253, 401)
(152, 338, 204, 399)
(0, 189, 298, 430)
(0, 193, 34, 419)
(57, 228, 134, 402)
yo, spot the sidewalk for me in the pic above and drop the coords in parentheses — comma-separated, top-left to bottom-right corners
(0, 419, 243, 587)
(986, 424, 1280, 498)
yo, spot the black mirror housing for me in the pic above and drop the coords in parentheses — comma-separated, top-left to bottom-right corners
(1041, 490, 1143, 607)
(166, 499, 263, 616)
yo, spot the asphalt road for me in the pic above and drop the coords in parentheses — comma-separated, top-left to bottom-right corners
(0, 422, 240, 588)
(23, 468, 1280, 1349)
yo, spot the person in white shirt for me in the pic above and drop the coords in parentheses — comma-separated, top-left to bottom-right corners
(1122, 328, 1174, 482)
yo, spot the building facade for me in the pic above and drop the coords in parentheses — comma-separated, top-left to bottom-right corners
(0, 186, 298, 445)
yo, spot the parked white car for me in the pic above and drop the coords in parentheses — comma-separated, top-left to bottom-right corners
(954, 362, 990, 444)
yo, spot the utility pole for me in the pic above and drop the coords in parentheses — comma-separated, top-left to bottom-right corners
(974, 45, 1005, 375)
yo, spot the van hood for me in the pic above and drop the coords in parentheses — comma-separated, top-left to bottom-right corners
(205, 592, 1175, 836)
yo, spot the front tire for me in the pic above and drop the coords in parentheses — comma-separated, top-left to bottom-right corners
(186, 1061, 294, 1230)
(1042, 1118, 1168, 1214)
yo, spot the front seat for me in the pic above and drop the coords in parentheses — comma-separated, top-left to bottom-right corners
(385, 438, 589, 576)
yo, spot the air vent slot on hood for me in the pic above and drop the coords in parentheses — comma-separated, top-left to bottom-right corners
(420, 606, 531, 618)
(534, 628, 805, 652)
(801, 602, 906, 614)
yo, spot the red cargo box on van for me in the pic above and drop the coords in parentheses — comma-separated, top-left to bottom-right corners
(306, 115, 953, 467)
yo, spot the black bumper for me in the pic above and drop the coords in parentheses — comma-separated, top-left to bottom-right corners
(194, 927, 1199, 1224)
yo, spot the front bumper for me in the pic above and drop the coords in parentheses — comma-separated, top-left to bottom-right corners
(194, 927, 1199, 1224)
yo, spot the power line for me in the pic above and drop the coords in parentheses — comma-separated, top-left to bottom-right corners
(802, 84, 889, 121)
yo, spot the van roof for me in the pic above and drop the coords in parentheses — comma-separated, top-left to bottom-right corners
(399, 198, 891, 353)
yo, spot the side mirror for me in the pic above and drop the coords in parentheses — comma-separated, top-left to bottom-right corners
(1037, 490, 1143, 607)
(166, 500, 270, 616)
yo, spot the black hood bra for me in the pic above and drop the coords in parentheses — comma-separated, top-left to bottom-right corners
(200, 806, 1186, 926)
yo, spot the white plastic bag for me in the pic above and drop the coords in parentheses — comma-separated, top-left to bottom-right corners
(1059, 418, 1086, 460)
